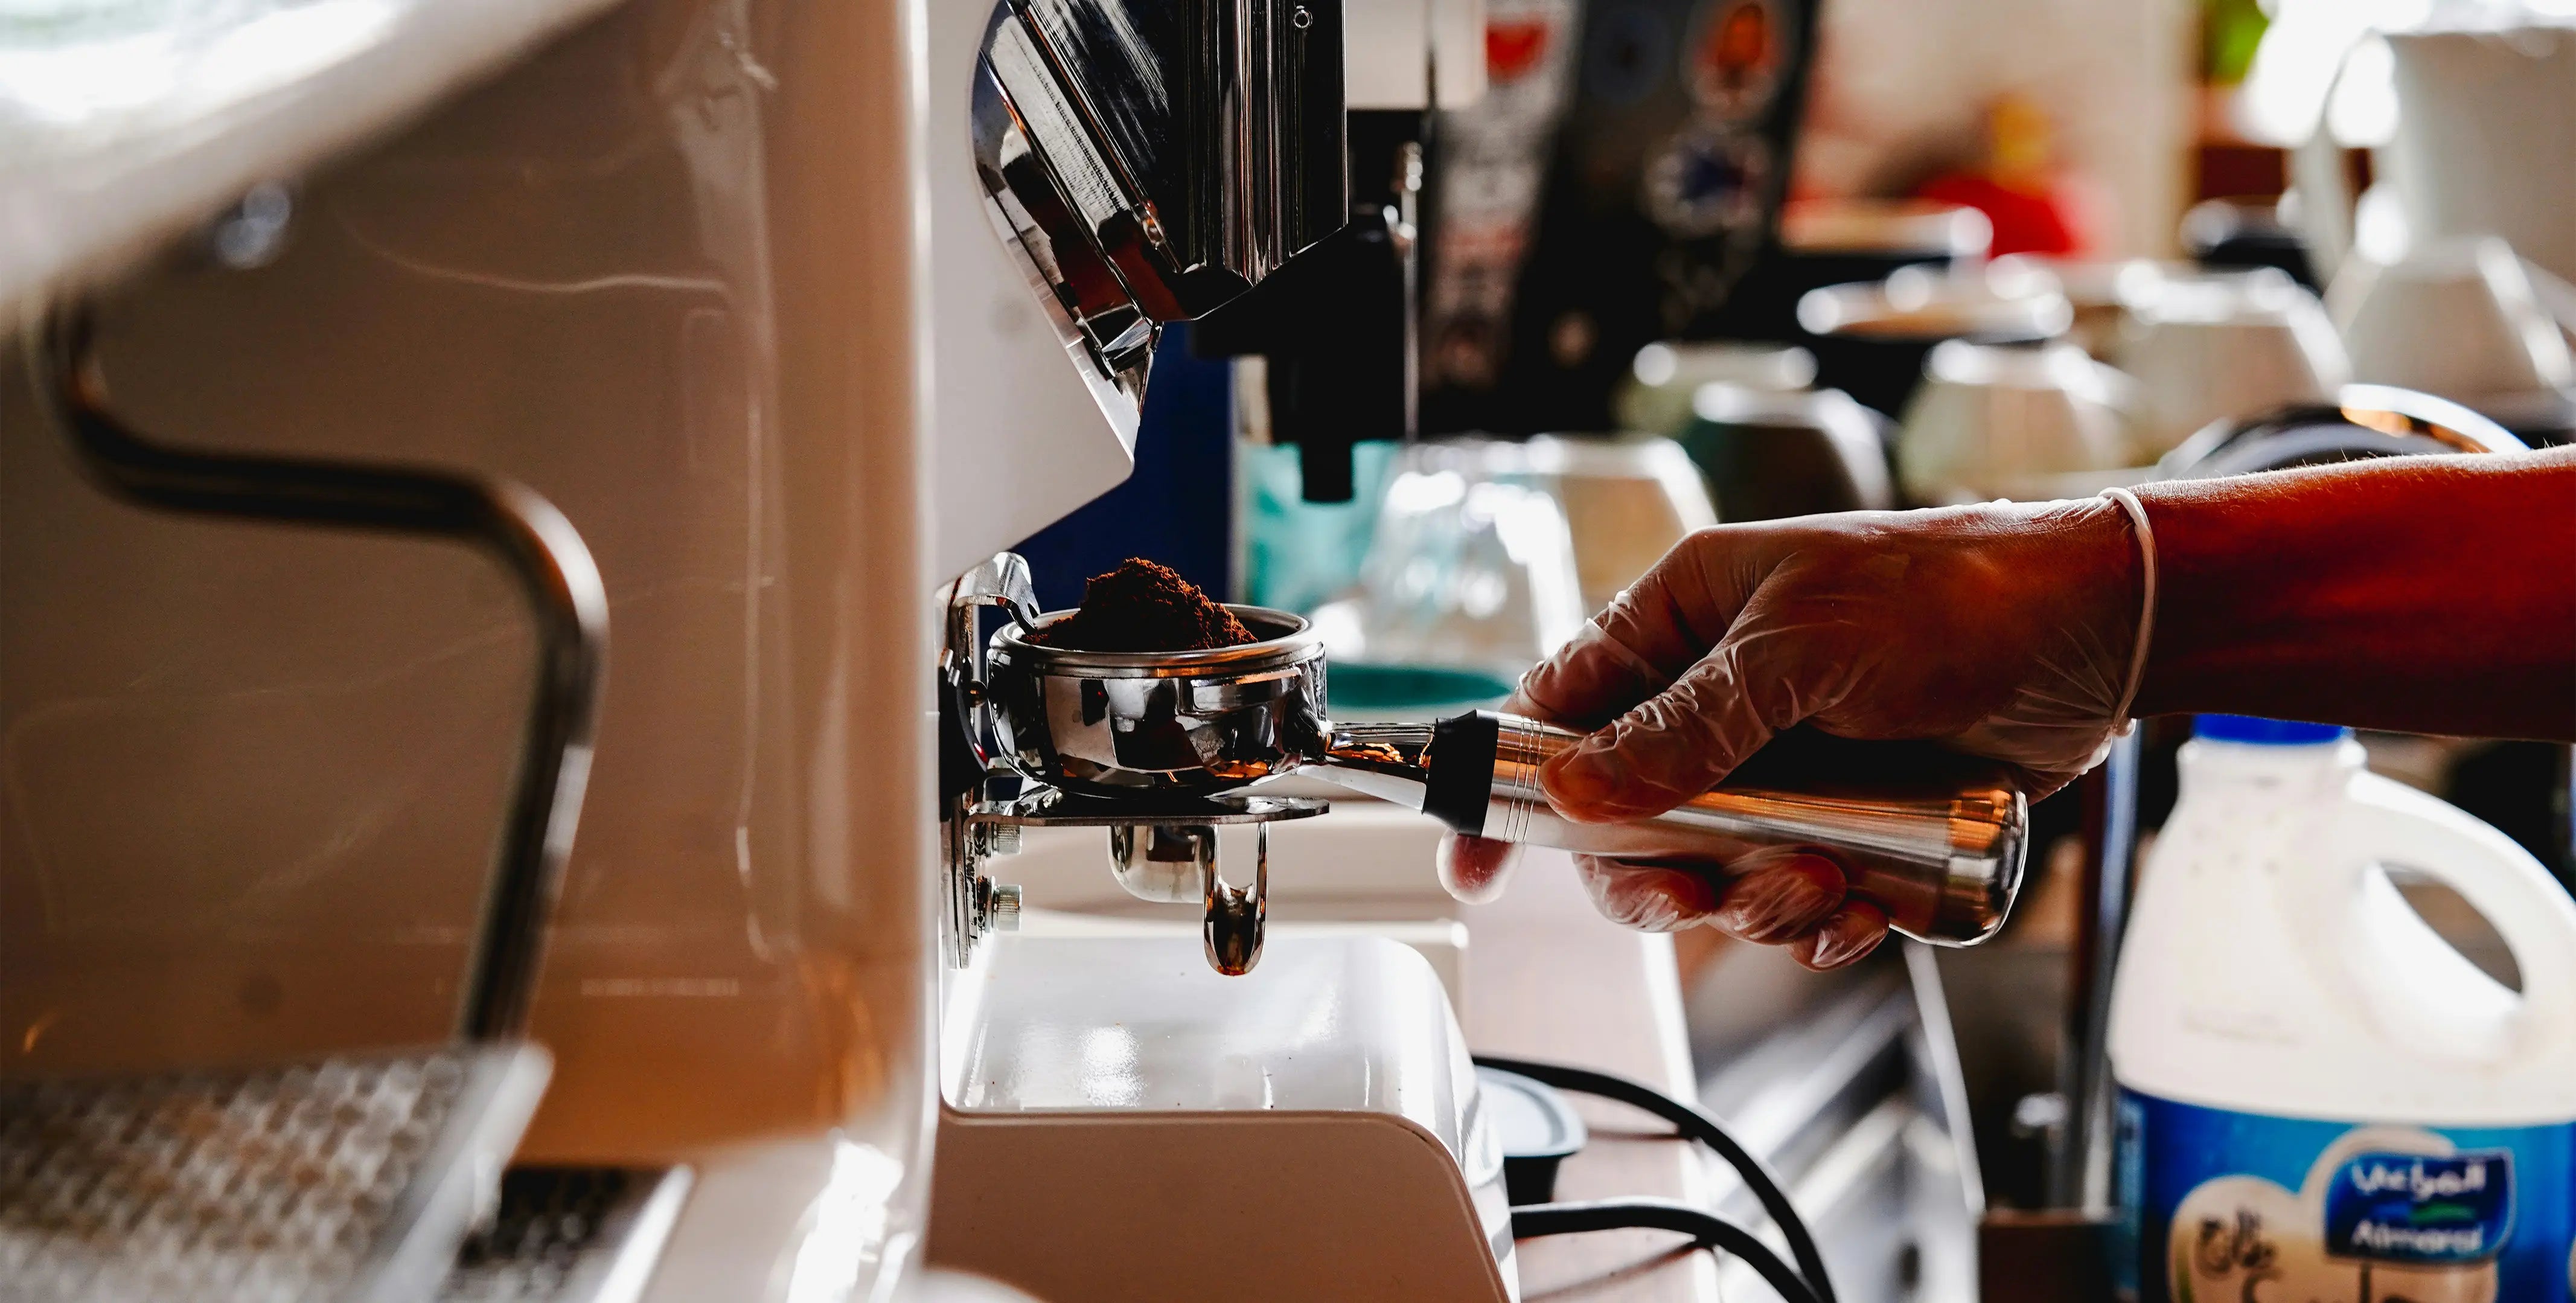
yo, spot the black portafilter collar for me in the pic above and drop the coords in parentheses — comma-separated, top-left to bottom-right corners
(1422, 710, 1502, 834)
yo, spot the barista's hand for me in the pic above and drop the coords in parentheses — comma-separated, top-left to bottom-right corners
(1436, 682, 1888, 970)
(1437, 497, 2146, 969)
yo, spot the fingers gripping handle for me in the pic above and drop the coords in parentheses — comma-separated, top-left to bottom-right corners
(1423, 712, 2028, 946)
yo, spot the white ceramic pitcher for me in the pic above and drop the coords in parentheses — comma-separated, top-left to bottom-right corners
(2294, 18, 2576, 288)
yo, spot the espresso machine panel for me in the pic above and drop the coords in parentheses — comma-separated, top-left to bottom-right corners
(4, 2, 943, 1295)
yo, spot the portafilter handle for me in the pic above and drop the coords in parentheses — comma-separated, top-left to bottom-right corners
(1315, 711, 2028, 946)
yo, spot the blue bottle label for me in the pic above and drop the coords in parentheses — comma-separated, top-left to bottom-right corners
(2114, 1087, 2575, 1302)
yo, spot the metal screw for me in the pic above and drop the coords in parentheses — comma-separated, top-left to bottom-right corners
(986, 883, 1024, 932)
(973, 822, 1021, 859)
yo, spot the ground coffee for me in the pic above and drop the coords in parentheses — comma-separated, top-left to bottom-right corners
(1030, 558, 1258, 653)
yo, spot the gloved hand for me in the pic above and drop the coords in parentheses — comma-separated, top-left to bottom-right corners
(1438, 496, 2148, 969)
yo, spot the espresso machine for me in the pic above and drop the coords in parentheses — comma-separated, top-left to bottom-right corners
(2, 1, 2021, 1299)
(2, 0, 1505, 1299)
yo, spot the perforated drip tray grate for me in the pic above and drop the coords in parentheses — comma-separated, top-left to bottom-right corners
(439, 1167, 691, 1303)
(0, 1045, 549, 1303)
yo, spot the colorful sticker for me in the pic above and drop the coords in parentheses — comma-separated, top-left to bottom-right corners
(2115, 1088, 2574, 1302)
(1640, 123, 1769, 239)
(1485, 17, 1555, 84)
(1684, 0, 1788, 120)
(1422, 0, 1581, 393)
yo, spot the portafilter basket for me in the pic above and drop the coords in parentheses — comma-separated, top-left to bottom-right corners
(981, 608, 1329, 797)
(952, 603, 1328, 975)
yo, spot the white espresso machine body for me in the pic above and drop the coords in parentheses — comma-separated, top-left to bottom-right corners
(4, 1, 948, 1295)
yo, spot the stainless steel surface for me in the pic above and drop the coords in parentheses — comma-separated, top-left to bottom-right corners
(1206, 824, 1268, 975)
(984, 607, 1327, 796)
(970, 0, 1346, 405)
(0, 1046, 549, 1303)
(967, 792, 1328, 827)
(439, 1167, 694, 1303)
(943, 555, 1046, 967)
(1107, 824, 1218, 904)
(1479, 717, 2024, 946)
(25, 308, 608, 1044)
(1312, 720, 1437, 807)
(2050, 733, 2140, 1212)
(2159, 382, 2529, 481)
(1099, 819, 1270, 973)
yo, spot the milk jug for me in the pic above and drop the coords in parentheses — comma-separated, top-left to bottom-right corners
(2110, 716, 2576, 1302)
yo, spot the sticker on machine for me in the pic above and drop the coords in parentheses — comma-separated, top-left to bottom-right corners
(1683, 0, 1791, 121)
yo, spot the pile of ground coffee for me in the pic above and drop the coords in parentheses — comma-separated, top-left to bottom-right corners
(1029, 558, 1258, 652)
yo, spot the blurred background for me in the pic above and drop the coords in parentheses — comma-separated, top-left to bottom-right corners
(1013, 0, 2576, 1283)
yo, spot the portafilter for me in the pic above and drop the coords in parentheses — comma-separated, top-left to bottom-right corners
(973, 610, 2027, 947)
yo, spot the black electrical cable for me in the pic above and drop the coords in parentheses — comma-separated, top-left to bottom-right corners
(1474, 1054, 1837, 1303)
(1512, 1199, 1823, 1303)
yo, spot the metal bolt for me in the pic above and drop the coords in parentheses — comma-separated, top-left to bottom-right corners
(987, 883, 1024, 932)
(985, 822, 1021, 857)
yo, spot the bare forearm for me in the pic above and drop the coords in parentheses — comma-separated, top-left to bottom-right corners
(2130, 448, 2576, 739)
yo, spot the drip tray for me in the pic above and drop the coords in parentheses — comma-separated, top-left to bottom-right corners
(0, 1045, 550, 1303)
(439, 1167, 692, 1303)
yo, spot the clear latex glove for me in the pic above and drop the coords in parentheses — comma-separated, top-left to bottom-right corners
(1438, 496, 2146, 969)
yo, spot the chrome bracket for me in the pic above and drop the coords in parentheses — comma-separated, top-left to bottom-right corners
(972, 789, 1325, 975)
(940, 553, 1041, 967)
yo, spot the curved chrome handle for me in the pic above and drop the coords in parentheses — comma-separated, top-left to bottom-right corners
(27, 306, 610, 1040)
